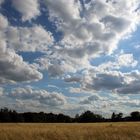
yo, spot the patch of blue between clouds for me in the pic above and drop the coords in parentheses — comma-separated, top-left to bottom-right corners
(117, 26, 140, 59)
(18, 51, 45, 64)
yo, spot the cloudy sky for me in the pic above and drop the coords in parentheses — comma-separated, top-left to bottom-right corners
(0, 0, 140, 117)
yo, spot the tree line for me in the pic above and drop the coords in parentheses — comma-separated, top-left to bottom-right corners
(0, 108, 140, 123)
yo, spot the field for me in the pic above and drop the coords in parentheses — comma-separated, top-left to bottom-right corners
(0, 122, 140, 140)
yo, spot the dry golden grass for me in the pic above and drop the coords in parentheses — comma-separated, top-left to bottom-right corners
(0, 122, 140, 140)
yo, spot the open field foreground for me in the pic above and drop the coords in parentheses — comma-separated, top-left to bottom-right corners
(0, 122, 140, 140)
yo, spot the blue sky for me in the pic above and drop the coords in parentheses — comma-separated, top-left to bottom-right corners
(0, 0, 140, 117)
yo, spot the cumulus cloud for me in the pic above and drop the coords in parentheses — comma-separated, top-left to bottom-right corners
(64, 75, 81, 83)
(12, 0, 40, 21)
(48, 64, 64, 77)
(108, 97, 140, 109)
(6, 25, 54, 52)
(117, 53, 138, 67)
(92, 73, 124, 90)
(58, 42, 101, 58)
(0, 14, 42, 84)
(113, 70, 140, 94)
(101, 15, 130, 33)
(121, 99, 140, 108)
(9, 86, 66, 106)
(80, 69, 140, 94)
(1, 0, 140, 81)
(36, 0, 140, 78)
(68, 87, 98, 95)
(97, 53, 138, 71)
(78, 92, 140, 115)
(115, 82, 140, 94)
(12, 99, 42, 112)
(80, 95, 102, 104)
(46, 0, 140, 54)
(0, 48, 43, 84)
(45, 0, 81, 22)
(69, 87, 83, 94)
(81, 70, 123, 91)
(0, 14, 8, 30)
(0, 87, 4, 96)
(0, 0, 140, 115)
(0, 13, 53, 83)
(36, 46, 92, 77)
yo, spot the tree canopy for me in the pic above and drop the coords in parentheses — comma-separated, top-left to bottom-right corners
(0, 108, 139, 123)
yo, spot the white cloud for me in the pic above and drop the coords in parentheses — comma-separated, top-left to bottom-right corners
(0, 15, 43, 84)
(46, 0, 140, 54)
(115, 82, 140, 94)
(78, 91, 140, 115)
(117, 54, 138, 67)
(0, 87, 4, 96)
(78, 68, 140, 94)
(69, 87, 82, 94)
(68, 87, 97, 95)
(36, 44, 93, 77)
(13, 99, 42, 112)
(0, 0, 140, 115)
(9, 86, 66, 106)
(80, 94, 102, 104)
(45, 0, 81, 22)
(0, 14, 8, 30)
(101, 15, 130, 33)
(121, 99, 140, 107)
(12, 0, 40, 21)
(6, 25, 54, 52)
(96, 53, 138, 71)
(40, 0, 140, 79)
(64, 75, 81, 83)
(0, 47, 43, 84)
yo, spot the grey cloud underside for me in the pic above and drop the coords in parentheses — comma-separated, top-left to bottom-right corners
(91, 73, 124, 90)
(6, 26, 54, 52)
(9, 87, 66, 106)
(0, 61, 42, 84)
(0, 43, 42, 84)
(101, 15, 130, 33)
(80, 95, 101, 104)
(81, 70, 140, 94)
(0, 87, 4, 96)
(0, 39, 42, 84)
(79, 94, 140, 112)
(116, 82, 140, 94)
(64, 76, 81, 83)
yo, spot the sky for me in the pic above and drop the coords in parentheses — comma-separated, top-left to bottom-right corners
(0, 0, 140, 117)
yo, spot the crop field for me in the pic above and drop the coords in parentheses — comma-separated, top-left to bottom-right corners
(0, 122, 139, 140)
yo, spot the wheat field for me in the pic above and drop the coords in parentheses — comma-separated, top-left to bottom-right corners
(0, 122, 139, 140)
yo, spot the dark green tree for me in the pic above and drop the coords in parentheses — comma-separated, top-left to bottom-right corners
(130, 111, 140, 121)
